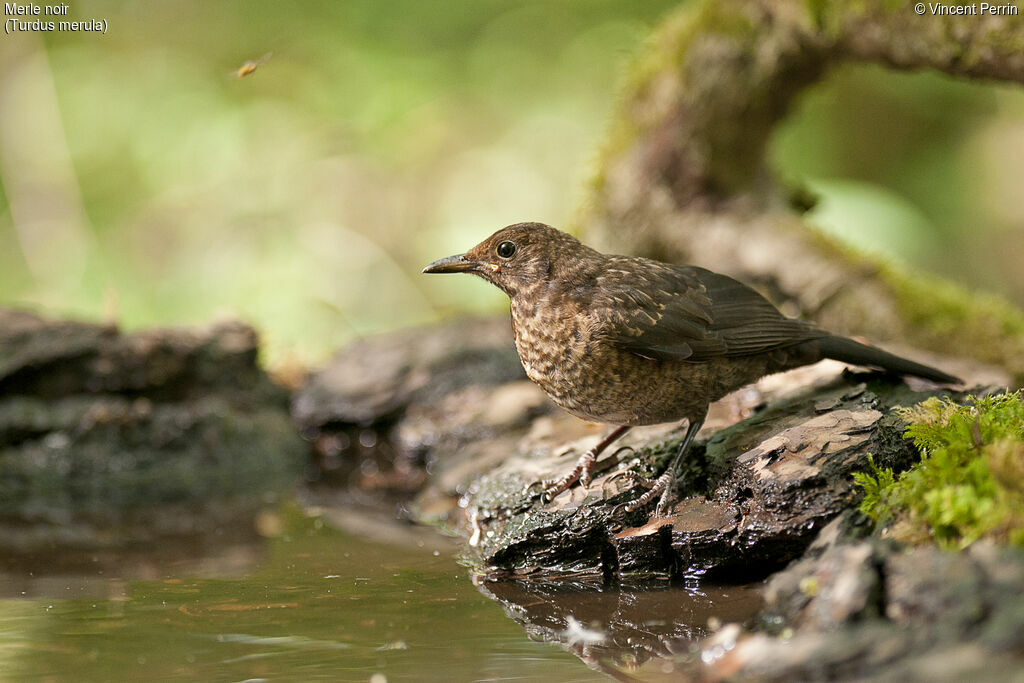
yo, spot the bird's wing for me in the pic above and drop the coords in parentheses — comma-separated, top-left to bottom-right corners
(598, 261, 824, 362)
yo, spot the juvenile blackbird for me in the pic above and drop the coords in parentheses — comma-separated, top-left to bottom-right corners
(423, 222, 960, 515)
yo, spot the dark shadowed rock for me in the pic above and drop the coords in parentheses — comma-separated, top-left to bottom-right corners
(706, 536, 1024, 680)
(0, 308, 305, 551)
(0, 309, 278, 403)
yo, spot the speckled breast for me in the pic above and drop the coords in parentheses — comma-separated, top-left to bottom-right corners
(509, 298, 726, 427)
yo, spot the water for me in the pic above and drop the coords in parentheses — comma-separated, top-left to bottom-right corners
(0, 504, 761, 681)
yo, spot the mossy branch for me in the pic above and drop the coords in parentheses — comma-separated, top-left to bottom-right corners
(578, 0, 1024, 384)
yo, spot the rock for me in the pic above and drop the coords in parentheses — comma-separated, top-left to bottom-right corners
(760, 540, 881, 632)
(293, 316, 541, 498)
(0, 308, 305, 551)
(707, 540, 1024, 680)
(293, 317, 523, 428)
(0, 309, 277, 403)
(460, 373, 960, 581)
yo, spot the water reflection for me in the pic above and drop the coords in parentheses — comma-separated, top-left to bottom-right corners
(0, 503, 761, 681)
(476, 577, 761, 680)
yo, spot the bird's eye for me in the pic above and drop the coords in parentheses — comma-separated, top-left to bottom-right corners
(496, 241, 516, 259)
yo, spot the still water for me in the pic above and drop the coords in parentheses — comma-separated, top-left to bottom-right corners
(0, 504, 760, 681)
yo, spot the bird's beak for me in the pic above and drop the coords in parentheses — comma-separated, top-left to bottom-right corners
(422, 253, 477, 274)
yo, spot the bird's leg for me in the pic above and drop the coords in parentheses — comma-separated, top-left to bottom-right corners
(542, 425, 631, 501)
(625, 418, 704, 516)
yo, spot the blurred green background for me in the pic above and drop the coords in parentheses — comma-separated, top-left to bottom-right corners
(2, 0, 1023, 368)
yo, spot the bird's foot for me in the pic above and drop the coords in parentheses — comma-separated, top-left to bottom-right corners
(599, 464, 645, 497)
(531, 444, 635, 503)
(539, 447, 597, 502)
(631, 472, 677, 517)
(604, 470, 677, 517)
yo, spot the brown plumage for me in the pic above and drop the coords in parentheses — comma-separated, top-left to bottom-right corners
(423, 222, 960, 514)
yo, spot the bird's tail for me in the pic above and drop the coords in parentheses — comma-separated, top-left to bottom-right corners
(818, 335, 961, 384)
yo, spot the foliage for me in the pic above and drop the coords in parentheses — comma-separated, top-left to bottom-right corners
(854, 392, 1024, 548)
(850, 455, 898, 523)
(3, 2, 1024, 369)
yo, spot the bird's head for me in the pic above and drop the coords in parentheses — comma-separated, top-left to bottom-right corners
(422, 222, 592, 298)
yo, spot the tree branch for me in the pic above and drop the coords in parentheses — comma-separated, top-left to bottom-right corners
(580, 0, 1024, 383)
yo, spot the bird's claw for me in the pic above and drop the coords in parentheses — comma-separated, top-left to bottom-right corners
(534, 446, 599, 502)
(599, 466, 647, 496)
(541, 472, 580, 503)
(522, 480, 548, 498)
(524, 477, 577, 503)
(623, 472, 675, 514)
(602, 470, 678, 517)
(529, 438, 637, 504)
(654, 487, 675, 517)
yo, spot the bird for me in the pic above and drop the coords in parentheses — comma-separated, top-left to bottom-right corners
(422, 222, 960, 516)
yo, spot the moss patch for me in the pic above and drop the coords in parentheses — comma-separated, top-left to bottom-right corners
(854, 391, 1024, 548)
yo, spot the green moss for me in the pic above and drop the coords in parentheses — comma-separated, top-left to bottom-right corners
(853, 392, 1024, 548)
